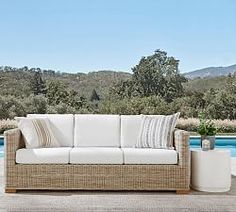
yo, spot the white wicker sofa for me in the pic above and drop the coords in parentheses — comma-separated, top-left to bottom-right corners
(4, 114, 190, 193)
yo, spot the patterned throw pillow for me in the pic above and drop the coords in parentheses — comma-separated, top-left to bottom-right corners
(136, 113, 180, 149)
(16, 117, 60, 149)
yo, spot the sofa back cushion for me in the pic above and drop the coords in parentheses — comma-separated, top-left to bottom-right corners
(136, 113, 180, 149)
(17, 117, 60, 148)
(120, 115, 142, 147)
(74, 114, 120, 147)
(27, 114, 74, 147)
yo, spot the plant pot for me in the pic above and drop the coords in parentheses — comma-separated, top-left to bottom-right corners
(201, 135, 215, 150)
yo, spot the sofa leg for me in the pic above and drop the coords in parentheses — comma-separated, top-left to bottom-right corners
(176, 189, 189, 194)
(5, 189, 17, 193)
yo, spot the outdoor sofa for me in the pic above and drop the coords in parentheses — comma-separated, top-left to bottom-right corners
(4, 114, 190, 193)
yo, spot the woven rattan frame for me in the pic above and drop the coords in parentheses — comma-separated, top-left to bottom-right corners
(4, 128, 190, 191)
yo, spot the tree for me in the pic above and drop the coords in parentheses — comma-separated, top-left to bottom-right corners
(23, 94, 48, 114)
(31, 70, 46, 95)
(45, 80, 89, 110)
(90, 89, 100, 101)
(46, 80, 69, 105)
(111, 50, 187, 102)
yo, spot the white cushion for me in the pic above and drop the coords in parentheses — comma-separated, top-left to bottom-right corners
(70, 147, 123, 164)
(74, 114, 120, 147)
(27, 114, 74, 147)
(120, 115, 142, 147)
(16, 147, 71, 164)
(17, 117, 60, 149)
(122, 148, 178, 164)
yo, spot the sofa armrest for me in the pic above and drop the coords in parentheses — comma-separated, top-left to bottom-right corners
(174, 129, 190, 167)
(4, 128, 24, 165)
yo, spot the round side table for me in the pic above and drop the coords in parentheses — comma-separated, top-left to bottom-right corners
(191, 149, 231, 192)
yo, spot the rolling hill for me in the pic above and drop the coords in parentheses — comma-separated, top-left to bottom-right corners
(0, 64, 235, 100)
(0, 66, 131, 99)
(184, 64, 236, 79)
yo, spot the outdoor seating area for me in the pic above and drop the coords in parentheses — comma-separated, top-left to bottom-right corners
(4, 114, 190, 193)
(1, 1, 236, 211)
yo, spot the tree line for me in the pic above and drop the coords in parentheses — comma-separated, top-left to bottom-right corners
(0, 50, 235, 120)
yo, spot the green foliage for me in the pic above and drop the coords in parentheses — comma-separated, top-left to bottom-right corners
(0, 66, 131, 99)
(100, 95, 173, 115)
(184, 75, 236, 92)
(46, 80, 70, 105)
(0, 49, 235, 128)
(111, 50, 187, 102)
(0, 96, 26, 119)
(90, 89, 100, 101)
(31, 70, 46, 95)
(24, 95, 48, 114)
(0, 119, 17, 134)
(197, 112, 217, 136)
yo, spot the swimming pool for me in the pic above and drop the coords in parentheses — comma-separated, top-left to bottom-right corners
(190, 136, 236, 157)
(0, 136, 236, 158)
(0, 137, 3, 158)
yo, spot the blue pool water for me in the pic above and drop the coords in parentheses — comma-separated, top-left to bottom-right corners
(0, 136, 236, 158)
(0, 137, 3, 158)
(190, 136, 236, 157)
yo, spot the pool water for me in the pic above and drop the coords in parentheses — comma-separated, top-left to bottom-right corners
(0, 137, 3, 158)
(0, 145, 3, 158)
(0, 136, 236, 158)
(190, 136, 236, 157)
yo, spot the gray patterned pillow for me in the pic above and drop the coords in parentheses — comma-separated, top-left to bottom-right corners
(136, 113, 180, 149)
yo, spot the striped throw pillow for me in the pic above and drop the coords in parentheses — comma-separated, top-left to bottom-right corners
(17, 117, 60, 148)
(136, 113, 180, 149)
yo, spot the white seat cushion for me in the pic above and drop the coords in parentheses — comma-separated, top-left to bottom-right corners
(70, 147, 123, 164)
(16, 147, 71, 164)
(74, 114, 120, 147)
(122, 148, 178, 164)
(120, 115, 142, 147)
(27, 114, 74, 147)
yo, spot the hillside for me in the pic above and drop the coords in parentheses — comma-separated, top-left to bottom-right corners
(183, 75, 235, 92)
(184, 64, 236, 79)
(1, 65, 235, 99)
(0, 66, 131, 99)
(0, 65, 235, 121)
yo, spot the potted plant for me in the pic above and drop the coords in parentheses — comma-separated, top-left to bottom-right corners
(197, 112, 217, 150)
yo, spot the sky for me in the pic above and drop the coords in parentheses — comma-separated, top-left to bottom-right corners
(0, 0, 236, 73)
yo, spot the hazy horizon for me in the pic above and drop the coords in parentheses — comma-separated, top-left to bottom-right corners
(1, 63, 236, 75)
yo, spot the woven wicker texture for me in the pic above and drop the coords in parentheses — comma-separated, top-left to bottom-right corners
(4, 128, 190, 191)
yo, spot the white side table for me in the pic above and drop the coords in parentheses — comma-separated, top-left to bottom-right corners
(191, 149, 231, 192)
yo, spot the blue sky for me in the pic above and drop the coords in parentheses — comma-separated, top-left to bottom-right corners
(0, 0, 236, 73)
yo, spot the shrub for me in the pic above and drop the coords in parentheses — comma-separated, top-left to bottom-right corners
(197, 112, 217, 136)
(177, 118, 236, 133)
(0, 119, 17, 134)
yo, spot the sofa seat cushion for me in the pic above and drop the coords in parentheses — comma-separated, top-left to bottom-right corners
(70, 147, 123, 164)
(122, 148, 177, 164)
(16, 147, 72, 164)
